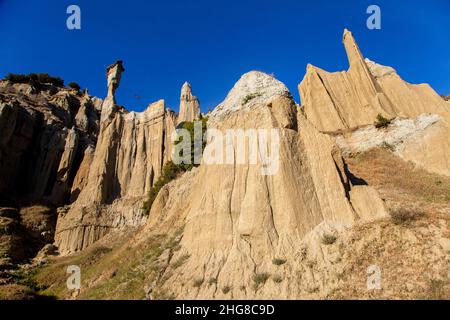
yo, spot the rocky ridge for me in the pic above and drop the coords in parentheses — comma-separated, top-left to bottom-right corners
(299, 29, 450, 177)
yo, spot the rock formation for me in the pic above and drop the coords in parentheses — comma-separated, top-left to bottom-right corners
(142, 71, 387, 299)
(54, 61, 177, 255)
(299, 29, 450, 176)
(178, 82, 201, 124)
(0, 78, 99, 206)
(1, 28, 449, 300)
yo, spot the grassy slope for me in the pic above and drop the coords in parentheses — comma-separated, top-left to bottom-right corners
(18, 148, 450, 300)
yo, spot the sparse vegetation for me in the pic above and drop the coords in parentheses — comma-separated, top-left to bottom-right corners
(242, 93, 262, 105)
(425, 279, 447, 300)
(152, 288, 176, 300)
(222, 286, 232, 294)
(174, 118, 208, 171)
(4, 73, 64, 87)
(142, 118, 208, 215)
(272, 275, 283, 283)
(9, 268, 43, 292)
(193, 278, 204, 287)
(381, 141, 395, 152)
(321, 234, 337, 245)
(252, 273, 270, 286)
(32, 229, 186, 300)
(68, 82, 81, 91)
(374, 114, 391, 129)
(172, 253, 190, 269)
(142, 161, 186, 215)
(440, 94, 450, 101)
(272, 258, 287, 266)
(389, 208, 425, 225)
(347, 148, 450, 205)
(208, 278, 217, 285)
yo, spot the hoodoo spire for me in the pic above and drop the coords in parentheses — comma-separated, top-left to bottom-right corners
(178, 81, 201, 124)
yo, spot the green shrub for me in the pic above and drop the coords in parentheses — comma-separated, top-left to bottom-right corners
(68, 82, 81, 91)
(142, 161, 185, 215)
(174, 118, 208, 171)
(389, 208, 424, 225)
(5, 73, 29, 84)
(272, 275, 283, 283)
(252, 273, 270, 286)
(242, 93, 261, 105)
(222, 286, 231, 294)
(321, 234, 337, 245)
(381, 141, 395, 152)
(193, 278, 204, 288)
(208, 278, 217, 285)
(374, 114, 391, 129)
(4, 73, 64, 87)
(143, 119, 208, 215)
(272, 258, 287, 266)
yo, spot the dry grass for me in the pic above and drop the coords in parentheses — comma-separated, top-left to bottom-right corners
(321, 234, 337, 245)
(0, 284, 36, 300)
(328, 147, 450, 300)
(347, 148, 450, 207)
(33, 228, 183, 300)
(389, 208, 425, 225)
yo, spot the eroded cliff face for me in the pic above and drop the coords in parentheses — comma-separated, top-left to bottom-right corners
(0, 80, 100, 206)
(299, 29, 450, 176)
(54, 62, 177, 255)
(140, 71, 387, 299)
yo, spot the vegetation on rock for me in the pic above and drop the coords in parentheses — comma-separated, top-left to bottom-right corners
(68, 82, 81, 91)
(4, 73, 64, 87)
(142, 118, 208, 215)
(374, 114, 391, 129)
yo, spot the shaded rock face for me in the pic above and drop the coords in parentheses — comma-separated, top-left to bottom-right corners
(178, 82, 200, 124)
(142, 71, 387, 298)
(0, 206, 56, 268)
(0, 81, 100, 206)
(299, 29, 450, 176)
(55, 62, 177, 255)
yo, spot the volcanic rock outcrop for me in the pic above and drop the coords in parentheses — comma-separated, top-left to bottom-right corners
(142, 71, 387, 299)
(178, 82, 201, 124)
(54, 61, 177, 255)
(299, 29, 450, 176)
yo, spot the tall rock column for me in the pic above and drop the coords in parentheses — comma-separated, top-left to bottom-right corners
(343, 29, 395, 116)
(177, 82, 201, 124)
(101, 60, 124, 122)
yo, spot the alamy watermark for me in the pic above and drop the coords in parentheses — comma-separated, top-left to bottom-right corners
(367, 5, 381, 30)
(66, 265, 81, 290)
(172, 122, 280, 176)
(366, 265, 381, 290)
(66, 5, 81, 30)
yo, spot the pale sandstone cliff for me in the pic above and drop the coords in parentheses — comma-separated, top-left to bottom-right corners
(54, 61, 177, 255)
(299, 29, 450, 176)
(140, 71, 387, 299)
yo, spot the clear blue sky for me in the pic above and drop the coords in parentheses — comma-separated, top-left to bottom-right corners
(1, 0, 449, 112)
